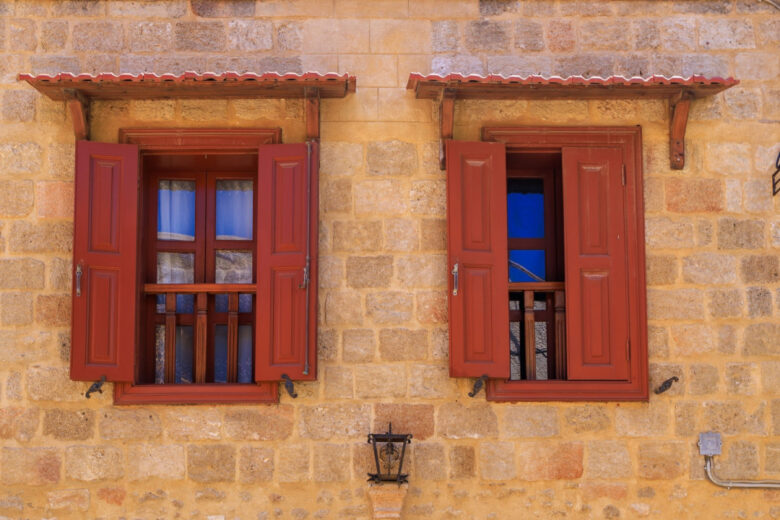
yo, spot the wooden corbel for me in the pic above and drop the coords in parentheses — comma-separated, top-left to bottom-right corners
(438, 88, 456, 170)
(63, 89, 89, 141)
(669, 90, 693, 170)
(304, 87, 320, 141)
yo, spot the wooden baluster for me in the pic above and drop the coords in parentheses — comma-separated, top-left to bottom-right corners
(195, 292, 208, 384)
(524, 291, 536, 380)
(545, 292, 556, 380)
(554, 290, 566, 380)
(227, 293, 239, 383)
(164, 293, 177, 384)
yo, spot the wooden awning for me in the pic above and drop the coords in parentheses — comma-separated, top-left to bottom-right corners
(19, 71, 357, 141)
(406, 73, 739, 169)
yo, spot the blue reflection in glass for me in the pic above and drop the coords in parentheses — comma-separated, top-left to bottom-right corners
(214, 325, 228, 383)
(507, 178, 544, 239)
(213, 325, 253, 383)
(509, 250, 546, 282)
(216, 180, 253, 240)
(175, 326, 194, 384)
(158, 180, 196, 241)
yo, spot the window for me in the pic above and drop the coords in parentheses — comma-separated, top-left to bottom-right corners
(70, 129, 318, 404)
(446, 127, 647, 401)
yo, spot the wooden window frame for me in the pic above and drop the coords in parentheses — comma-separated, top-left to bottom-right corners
(114, 128, 283, 404)
(484, 126, 647, 401)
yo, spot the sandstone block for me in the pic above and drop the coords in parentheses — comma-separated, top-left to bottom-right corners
(645, 217, 694, 249)
(371, 19, 431, 53)
(701, 401, 761, 435)
(355, 365, 406, 398)
(2, 90, 35, 122)
(681, 253, 736, 284)
(346, 256, 393, 288)
(413, 443, 446, 480)
(515, 20, 544, 51)
(674, 401, 698, 436)
(164, 408, 221, 440)
(546, 20, 575, 52)
(516, 442, 583, 480)
(504, 406, 559, 437)
(277, 22, 302, 51)
(354, 179, 408, 215)
(384, 218, 419, 252)
(717, 218, 764, 249)
(43, 409, 94, 440)
(724, 86, 761, 119)
(408, 364, 457, 398)
(649, 363, 684, 397)
(313, 443, 350, 482)
(416, 291, 447, 324)
(465, 20, 510, 52)
(648, 325, 669, 359)
(318, 327, 337, 361)
(41, 21, 68, 51)
(239, 446, 274, 483)
(35, 294, 70, 326)
(324, 291, 363, 326)
(2, 447, 60, 485)
(366, 291, 413, 324)
(438, 402, 498, 438)
(374, 403, 434, 441)
(726, 363, 757, 395)
(227, 20, 272, 51)
(647, 289, 703, 320)
(638, 441, 686, 479)
(714, 441, 758, 479)
(449, 445, 475, 479)
(774, 400, 780, 435)
(322, 178, 352, 214)
(396, 255, 446, 288)
(324, 366, 354, 399)
(744, 180, 773, 214)
(410, 180, 446, 216)
(581, 482, 628, 501)
(27, 366, 85, 401)
(563, 406, 611, 433)
(175, 22, 226, 51)
(420, 218, 446, 251)
(332, 220, 382, 252)
(1, 293, 33, 326)
(320, 142, 363, 177)
(299, 404, 371, 439)
(480, 441, 516, 480)
(96, 486, 125, 506)
(378, 328, 427, 361)
(699, 19, 755, 49)
(302, 19, 369, 53)
(708, 289, 743, 318)
(10, 221, 72, 253)
(615, 403, 669, 436)
(65, 446, 123, 481)
(762, 362, 780, 395)
(342, 329, 376, 362)
(432, 20, 459, 52)
(581, 20, 629, 50)
(127, 444, 185, 480)
(672, 324, 715, 356)
(665, 178, 724, 213)
(224, 407, 294, 440)
(277, 443, 310, 483)
(586, 441, 632, 478)
(73, 22, 123, 51)
(187, 445, 235, 482)
(741, 256, 779, 283)
(99, 409, 161, 440)
(645, 255, 677, 285)
(634, 19, 660, 50)
(704, 142, 752, 175)
(367, 140, 417, 176)
(128, 22, 173, 52)
(36, 181, 73, 219)
(743, 323, 780, 356)
(0, 180, 33, 217)
(0, 407, 38, 442)
(47, 489, 89, 511)
(767, 444, 780, 473)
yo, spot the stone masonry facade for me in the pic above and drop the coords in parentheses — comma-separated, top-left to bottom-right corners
(0, 0, 779, 518)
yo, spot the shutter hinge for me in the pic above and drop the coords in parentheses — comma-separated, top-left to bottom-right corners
(621, 164, 626, 186)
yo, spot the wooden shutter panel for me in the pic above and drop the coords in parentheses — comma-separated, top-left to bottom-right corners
(562, 147, 630, 381)
(71, 141, 139, 382)
(256, 142, 318, 381)
(447, 141, 510, 378)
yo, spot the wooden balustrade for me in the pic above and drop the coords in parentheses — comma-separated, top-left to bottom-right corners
(510, 282, 566, 381)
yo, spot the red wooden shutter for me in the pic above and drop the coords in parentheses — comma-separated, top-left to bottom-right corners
(447, 141, 510, 378)
(71, 141, 139, 382)
(562, 147, 630, 381)
(256, 142, 318, 381)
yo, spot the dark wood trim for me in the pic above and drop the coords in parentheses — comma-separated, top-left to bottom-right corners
(120, 128, 281, 150)
(508, 281, 565, 292)
(114, 381, 278, 404)
(669, 91, 692, 169)
(65, 90, 89, 140)
(144, 283, 256, 294)
(487, 378, 646, 402)
(305, 87, 320, 140)
(523, 291, 536, 380)
(438, 89, 456, 169)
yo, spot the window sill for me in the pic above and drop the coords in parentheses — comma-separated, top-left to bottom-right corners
(487, 379, 648, 402)
(114, 382, 278, 405)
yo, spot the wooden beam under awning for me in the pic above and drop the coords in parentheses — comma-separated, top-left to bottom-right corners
(19, 71, 357, 141)
(407, 73, 739, 170)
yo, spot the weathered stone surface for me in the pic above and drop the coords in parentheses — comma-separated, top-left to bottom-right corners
(726, 363, 757, 395)
(438, 403, 498, 438)
(128, 21, 173, 52)
(127, 444, 185, 480)
(416, 291, 447, 324)
(9, 221, 72, 253)
(41, 21, 68, 51)
(413, 442, 446, 480)
(43, 409, 94, 440)
(646, 255, 677, 285)
(0, 407, 38, 442)
(99, 409, 161, 440)
(743, 323, 780, 356)
(649, 363, 683, 397)
(645, 217, 694, 249)
(277, 443, 310, 482)
(762, 362, 780, 395)
(35, 294, 70, 326)
(1, 293, 33, 326)
(701, 401, 764, 435)
(332, 220, 382, 252)
(681, 253, 736, 284)
(239, 446, 274, 483)
(65, 446, 123, 481)
(688, 363, 719, 395)
(27, 366, 85, 401)
(191, 0, 254, 17)
(374, 403, 434, 440)
(480, 441, 516, 480)
(346, 256, 393, 288)
(741, 256, 779, 283)
(586, 441, 632, 478)
(714, 441, 759, 479)
(342, 328, 376, 362)
(324, 290, 363, 326)
(366, 291, 413, 324)
(2, 447, 60, 485)
(638, 442, 686, 479)
(299, 404, 371, 439)
(320, 142, 363, 177)
(175, 21, 226, 51)
(164, 408, 221, 440)
(72, 22, 123, 51)
(224, 407, 294, 440)
(465, 20, 510, 52)
(675, 401, 698, 436)
(367, 140, 417, 176)
(647, 289, 703, 320)
(355, 365, 406, 398)
(563, 406, 611, 433)
(708, 288, 743, 318)
(450, 445, 475, 479)
(396, 255, 446, 287)
(187, 445, 235, 482)
(672, 323, 716, 356)
(699, 19, 755, 49)
(516, 442, 583, 480)
(378, 328, 427, 361)
(385, 218, 419, 252)
(504, 406, 559, 437)
(615, 403, 669, 436)
(432, 20, 459, 52)
(515, 20, 544, 51)
(47, 489, 89, 511)
(665, 178, 724, 213)
(324, 366, 354, 399)
(312, 443, 350, 482)
(717, 218, 764, 249)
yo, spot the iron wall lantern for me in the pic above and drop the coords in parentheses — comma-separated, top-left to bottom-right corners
(367, 423, 412, 484)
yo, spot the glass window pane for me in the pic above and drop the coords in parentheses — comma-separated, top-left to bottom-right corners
(238, 325, 253, 383)
(509, 250, 546, 282)
(214, 325, 228, 384)
(156, 253, 194, 313)
(158, 180, 196, 241)
(175, 326, 194, 384)
(507, 178, 544, 239)
(215, 250, 252, 283)
(216, 180, 253, 240)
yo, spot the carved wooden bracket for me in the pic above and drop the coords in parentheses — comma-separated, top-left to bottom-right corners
(438, 88, 455, 169)
(305, 87, 320, 141)
(64, 89, 89, 140)
(669, 91, 693, 170)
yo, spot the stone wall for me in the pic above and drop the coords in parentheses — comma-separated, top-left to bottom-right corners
(0, 0, 778, 518)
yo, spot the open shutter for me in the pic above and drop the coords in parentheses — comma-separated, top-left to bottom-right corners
(71, 141, 139, 382)
(256, 142, 318, 382)
(447, 141, 510, 378)
(562, 147, 630, 380)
